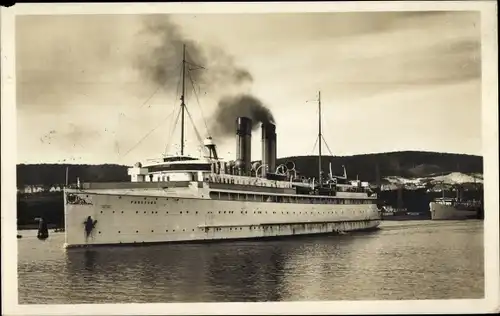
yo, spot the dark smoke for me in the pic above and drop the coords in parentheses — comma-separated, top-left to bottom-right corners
(210, 94, 275, 138)
(136, 16, 275, 139)
(135, 15, 252, 90)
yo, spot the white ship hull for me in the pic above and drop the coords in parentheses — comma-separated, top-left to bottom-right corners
(64, 188, 381, 248)
(429, 202, 478, 220)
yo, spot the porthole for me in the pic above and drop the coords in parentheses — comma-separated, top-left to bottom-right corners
(196, 211, 198, 214)
(100, 211, 103, 214)
(151, 230, 154, 232)
(166, 230, 168, 232)
(180, 211, 183, 214)
(144, 211, 146, 214)
(118, 231, 121, 233)
(98, 231, 101, 234)
(112, 211, 115, 213)
(121, 211, 124, 214)
(136, 230, 139, 233)
(136, 211, 138, 214)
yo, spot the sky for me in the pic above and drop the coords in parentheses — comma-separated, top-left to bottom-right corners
(15, 11, 482, 165)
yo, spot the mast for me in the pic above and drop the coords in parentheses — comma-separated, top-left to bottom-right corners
(180, 44, 186, 156)
(318, 91, 322, 188)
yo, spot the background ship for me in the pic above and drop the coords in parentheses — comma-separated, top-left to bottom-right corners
(429, 178, 483, 220)
(62, 45, 381, 248)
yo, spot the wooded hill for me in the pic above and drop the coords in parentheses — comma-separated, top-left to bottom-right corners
(17, 151, 482, 187)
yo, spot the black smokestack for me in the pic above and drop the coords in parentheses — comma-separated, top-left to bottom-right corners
(235, 117, 252, 176)
(135, 16, 252, 91)
(261, 123, 277, 177)
(210, 94, 275, 138)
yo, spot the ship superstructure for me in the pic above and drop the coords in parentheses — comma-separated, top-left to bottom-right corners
(63, 45, 381, 248)
(429, 180, 482, 220)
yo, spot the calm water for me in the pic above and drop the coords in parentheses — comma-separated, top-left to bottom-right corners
(17, 220, 484, 303)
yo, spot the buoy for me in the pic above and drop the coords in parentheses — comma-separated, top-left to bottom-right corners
(37, 218, 49, 240)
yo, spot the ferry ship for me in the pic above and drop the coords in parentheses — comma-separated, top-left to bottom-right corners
(429, 198, 483, 220)
(63, 45, 381, 248)
(429, 197, 482, 220)
(429, 180, 483, 220)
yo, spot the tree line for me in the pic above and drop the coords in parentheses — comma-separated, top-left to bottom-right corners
(17, 151, 483, 187)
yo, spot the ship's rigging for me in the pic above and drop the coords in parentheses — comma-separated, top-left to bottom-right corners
(122, 45, 346, 184)
(165, 44, 211, 158)
(307, 91, 342, 186)
(120, 45, 212, 161)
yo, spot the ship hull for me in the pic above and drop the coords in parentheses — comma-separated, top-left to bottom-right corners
(64, 189, 381, 248)
(429, 202, 479, 220)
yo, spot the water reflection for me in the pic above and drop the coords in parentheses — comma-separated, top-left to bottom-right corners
(18, 221, 484, 304)
(83, 249, 98, 272)
(62, 235, 363, 303)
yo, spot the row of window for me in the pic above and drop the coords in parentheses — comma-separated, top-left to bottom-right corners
(94, 225, 327, 234)
(98, 228, 198, 234)
(96, 227, 248, 234)
(99, 209, 370, 215)
(209, 191, 374, 205)
(100, 210, 199, 215)
(207, 175, 292, 189)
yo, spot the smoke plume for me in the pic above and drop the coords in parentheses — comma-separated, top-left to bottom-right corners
(136, 15, 275, 140)
(135, 15, 253, 91)
(210, 94, 275, 138)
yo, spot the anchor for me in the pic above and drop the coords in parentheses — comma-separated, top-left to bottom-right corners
(83, 216, 98, 242)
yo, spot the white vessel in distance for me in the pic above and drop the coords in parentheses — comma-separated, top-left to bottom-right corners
(429, 183, 482, 220)
(429, 197, 481, 220)
(63, 46, 381, 248)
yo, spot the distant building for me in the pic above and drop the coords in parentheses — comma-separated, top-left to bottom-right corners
(49, 185, 63, 192)
(18, 185, 45, 194)
(17, 184, 63, 194)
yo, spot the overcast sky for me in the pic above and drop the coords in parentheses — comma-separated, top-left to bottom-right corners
(16, 11, 481, 165)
